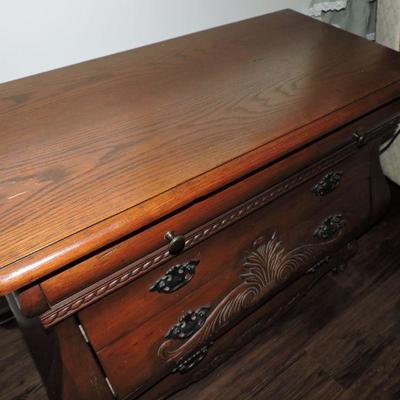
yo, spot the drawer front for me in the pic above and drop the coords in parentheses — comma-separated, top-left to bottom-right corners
(79, 148, 373, 398)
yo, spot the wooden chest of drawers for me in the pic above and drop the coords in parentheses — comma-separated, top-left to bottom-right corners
(1, 9, 400, 400)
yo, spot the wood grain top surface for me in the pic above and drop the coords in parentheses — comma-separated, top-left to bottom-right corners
(1, 9, 400, 288)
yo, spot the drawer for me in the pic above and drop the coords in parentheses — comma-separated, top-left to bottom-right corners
(79, 147, 373, 399)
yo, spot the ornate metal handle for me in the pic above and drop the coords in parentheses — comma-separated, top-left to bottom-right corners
(149, 260, 199, 294)
(314, 215, 345, 240)
(166, 306, 210, 340)
(312, 172, 343, 196)
(173, 345, 209, 374)
(165, 231, 186, 255)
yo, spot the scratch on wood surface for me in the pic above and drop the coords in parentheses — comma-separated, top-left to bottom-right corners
(7, 192, 27, 200)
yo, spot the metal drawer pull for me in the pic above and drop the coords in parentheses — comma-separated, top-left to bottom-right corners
(165, 231, 186, 255)
(166, 306, 211, 340)
(312, 172, 343, 196)
(150, 260, 199, 294)
(314, 215, 345, 240)
(173, 345, 209, 374)
(353, 131, 366, 147)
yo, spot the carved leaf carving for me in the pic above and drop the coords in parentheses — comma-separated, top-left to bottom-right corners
(158, 232, 318, 366)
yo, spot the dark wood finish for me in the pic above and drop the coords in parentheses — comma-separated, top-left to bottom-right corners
(1, 9, 400, 400)
(17, 285, 50, 318)
(2, 10, 400, 293)
(1, 184, 400, 400)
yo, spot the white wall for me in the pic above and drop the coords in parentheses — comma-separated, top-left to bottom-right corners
(0, 0, 310, 84)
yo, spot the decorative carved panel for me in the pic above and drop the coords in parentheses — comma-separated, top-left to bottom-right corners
(158, 232, 327, 372)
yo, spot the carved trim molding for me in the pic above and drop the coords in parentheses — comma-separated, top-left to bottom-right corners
(158, 233, 324, 367)
(40, 143, 356, 328)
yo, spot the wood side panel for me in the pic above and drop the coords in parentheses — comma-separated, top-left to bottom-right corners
(1, 11, 400, 295)
(6, 296, 113, 400)
(16, 285, 50, 317)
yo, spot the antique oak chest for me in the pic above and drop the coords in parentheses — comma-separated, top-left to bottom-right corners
(1, 9, 400, 400)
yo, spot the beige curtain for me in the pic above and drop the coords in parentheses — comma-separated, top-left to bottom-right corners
(309, 0, 377, 39)
(376, 1, 400, 186)
(377, 1, 400, 51)
(309, 0, 400, 186)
